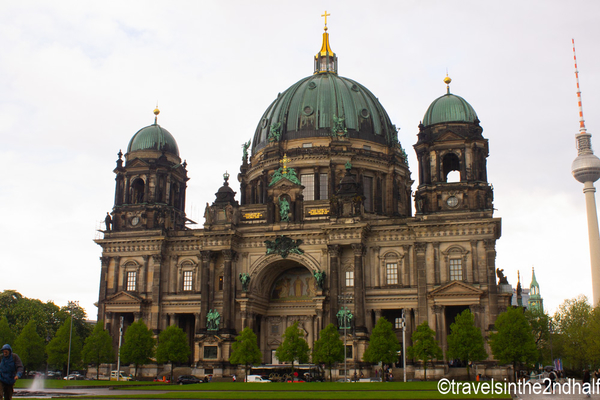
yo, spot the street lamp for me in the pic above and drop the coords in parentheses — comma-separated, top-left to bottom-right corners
(338, 293, 353, 383)
(67, 301, 79, 377)
(401, 309, 407, 382)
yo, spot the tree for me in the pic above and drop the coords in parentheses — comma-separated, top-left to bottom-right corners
(553, 295, 592, 371)
(363, 317, 401, 373)
(14, 320, 46, 371)
(446, 309, 487, 380)
(230, 327, 263, 381)
(46, 317, 82, 373)
(312, 323, 344, 382)
(0, 317, 16, 347)
(82, 321, 114, 380)
(407, 321, 442, 381)
(275, 321, 309, 379)
(121, 320, 155, 378)
(489, 307, 538, 381)
(156, 325, 191, 382)
(524, 307, 552, 366)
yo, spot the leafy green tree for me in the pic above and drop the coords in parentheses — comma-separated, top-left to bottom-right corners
(407, 321, 442, 381)
(14, 320, 46, 371)
(156, 325, 191, 382)
(446, 309, 487, 380)
(363, 317, 401, 373)
(230, 327, 263, 381)
(553, 295, 592, 371)
(82, 321, 114, 379)
(46, 317, 82, 373)
(489, 307, 538, 381)
(0, 317, 16, 346)
(312, 323, 344, 382)
(524, 307, 552, 366)
(275, 321, 310, 379)
(121, 320, 155, 378)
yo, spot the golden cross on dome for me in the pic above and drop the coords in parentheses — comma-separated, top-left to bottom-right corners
(280, 153, 291, 173)
(321, 10, 330, 30)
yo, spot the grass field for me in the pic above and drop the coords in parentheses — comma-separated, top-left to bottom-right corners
(16, 379, 512, 399)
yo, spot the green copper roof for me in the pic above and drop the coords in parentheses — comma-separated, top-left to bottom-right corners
(127, 124, 180, 157)
(252, 72, 398, 153)
(422, 92, 478, 126)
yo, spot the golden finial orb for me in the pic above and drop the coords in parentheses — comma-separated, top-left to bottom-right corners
(154, 107, 160, 116)
(444, 76, 452, 85)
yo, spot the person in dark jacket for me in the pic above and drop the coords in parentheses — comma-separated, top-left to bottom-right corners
(0, 344, 24, 400)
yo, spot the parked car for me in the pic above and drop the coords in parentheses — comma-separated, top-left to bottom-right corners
(176, 375, 202, 385)
(64, 373, 85, 380)
(110, 371, 132, 381)
(246, 375, 271, 382)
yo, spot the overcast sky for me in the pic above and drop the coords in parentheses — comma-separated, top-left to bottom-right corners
(1, 1, 599, 320)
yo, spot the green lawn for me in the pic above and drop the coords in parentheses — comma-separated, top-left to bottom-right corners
(18, 380, 511, 399)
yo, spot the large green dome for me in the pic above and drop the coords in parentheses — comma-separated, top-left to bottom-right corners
(422, 92, 478, 126)
(127, 123, 180, 157)
(252, 72, 398, 153)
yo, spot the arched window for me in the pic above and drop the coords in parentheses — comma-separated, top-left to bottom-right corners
(131, 178, 145, 204)
(442, 153, 461, 182)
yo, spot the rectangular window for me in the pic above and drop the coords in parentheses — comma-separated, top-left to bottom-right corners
(386, 263, 398, 285)
(319, 173, 328, 200)
(302, 143, 313, 148)
(126, 271, 136, 291)
(346, 345, 353, 359)
(301, 174, 315, 201)
(449, 259, 463, 281)
(363, 176, 373, 212)
(218, 276, 224, 291)
(183, 271, 193, 291)
(345, 271, 354, 287)
(203, 346, 218, 359)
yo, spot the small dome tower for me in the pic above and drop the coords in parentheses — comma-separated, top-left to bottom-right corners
(109, 108, 189, 232)
(414, 76, 493, 216)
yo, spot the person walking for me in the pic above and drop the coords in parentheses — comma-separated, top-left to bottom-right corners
(0, 344, 23, 400)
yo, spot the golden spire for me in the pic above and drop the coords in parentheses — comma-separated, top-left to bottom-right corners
(322, 10, 330, 31)
(444, 73, 452, 94)
(154, 103, 160, 124)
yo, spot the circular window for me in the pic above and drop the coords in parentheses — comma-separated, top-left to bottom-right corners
(351, 84, 360, 92)
(308, 82, 317, 89)
(361, 108, 370, 118)
(446, 196, 459, 208)
(303, 106, 314, 116)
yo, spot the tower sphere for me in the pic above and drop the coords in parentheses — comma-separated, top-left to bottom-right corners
(572, 152, 600, 183)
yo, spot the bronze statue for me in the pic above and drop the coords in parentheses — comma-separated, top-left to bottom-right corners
(104, 212, 112, 231)
(496, 268, 509, 285)
(239, 273, 251, 292)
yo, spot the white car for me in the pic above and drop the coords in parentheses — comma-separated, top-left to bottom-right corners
(245, 375, 271, 382)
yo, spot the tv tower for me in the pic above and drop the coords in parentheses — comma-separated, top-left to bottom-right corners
(571, 39, 600, 305)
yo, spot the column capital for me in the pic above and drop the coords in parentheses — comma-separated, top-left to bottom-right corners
(483, 239, 496, 251)
(222, 249, 236, 261)
(414, 242, 427, 253)
(100, 256, 110, 267)
(351, 243, 365, 256)
(432, 304, 445, 313)
(201, 250, 212, 262)
(327, 244, 341, 257)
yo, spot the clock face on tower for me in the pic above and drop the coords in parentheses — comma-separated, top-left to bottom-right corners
(446, 196, 458, 208)
(131, 216, 140, 226)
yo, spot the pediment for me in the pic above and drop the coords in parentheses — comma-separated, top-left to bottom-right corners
(438, 131, 464, 141)
(126, 158, 150, 168)
(269, 177, 303, 190)
(428, 281, 484, 298)
(105, 291, 143, 304)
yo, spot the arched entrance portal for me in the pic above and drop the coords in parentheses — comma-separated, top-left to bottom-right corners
(247, 257, 324, 364)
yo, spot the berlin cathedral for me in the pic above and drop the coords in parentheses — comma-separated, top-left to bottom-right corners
(95, 18, 511, 376)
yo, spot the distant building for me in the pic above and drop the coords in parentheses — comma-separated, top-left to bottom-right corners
(528, 268, 543, 311)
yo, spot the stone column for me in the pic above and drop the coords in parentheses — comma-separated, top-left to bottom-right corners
(470, 240, 479, 283)
(194, 312, 201, 334)
(113, 256, 121, 293)
(352, 243, 366, 333)
(140, 255, 148, 294)
(328, 245, 341, 325)
(200, 251, 211, 330)
(432, 305, 443, 342)
(150, 255, 162, 331)
(433, 242, 440, 285)
(222, 249, 235, 332)
(405, 308, 414, 347)
(98, 256, 109, 306)
(372, 246, 381, 287)
(415, 243, 428, 325)
(402, 245, 411, 286)
(484, 240, 499, 323)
